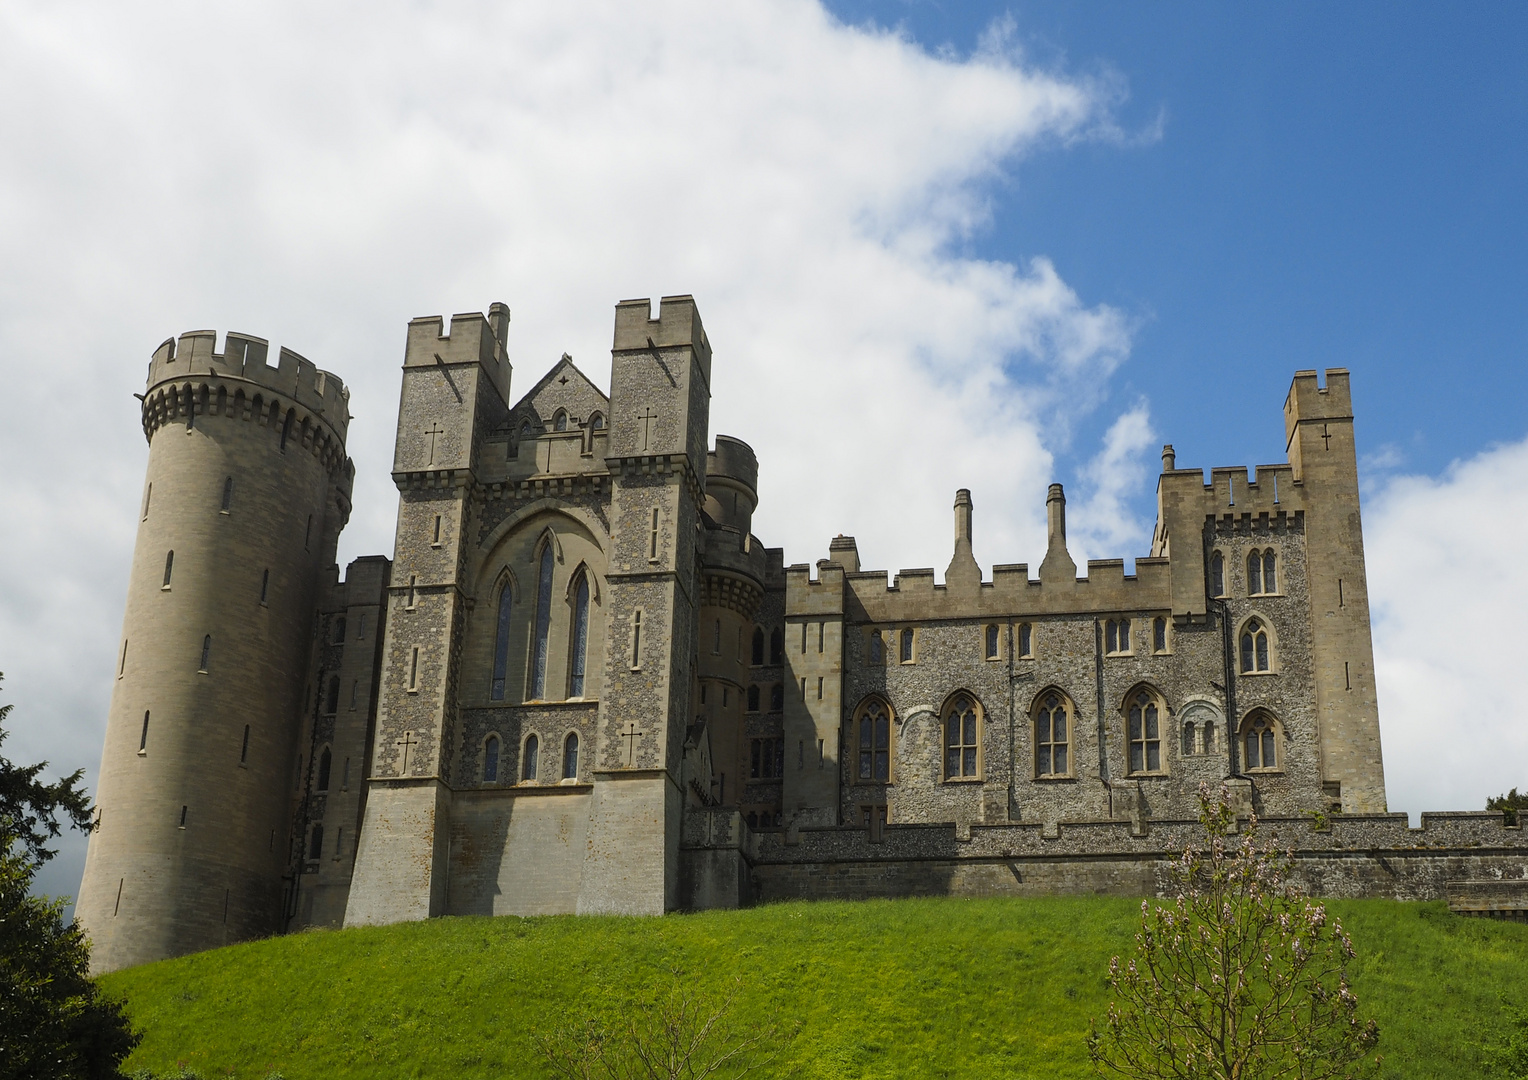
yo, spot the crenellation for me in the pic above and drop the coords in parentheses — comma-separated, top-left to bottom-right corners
(85, 298, 1440, 970)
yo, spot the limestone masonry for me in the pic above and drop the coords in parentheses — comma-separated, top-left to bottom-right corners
(76, 296, 1528, 972)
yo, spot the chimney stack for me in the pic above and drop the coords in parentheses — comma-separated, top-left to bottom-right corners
(1162, 444, 1176, 472)
(1039, 483, 1077, 585)
(1046, 483, 1066, 547)
(944, 488, 981, 588)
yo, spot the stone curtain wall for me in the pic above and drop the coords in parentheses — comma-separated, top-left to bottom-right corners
(683, 807, 1528, 906)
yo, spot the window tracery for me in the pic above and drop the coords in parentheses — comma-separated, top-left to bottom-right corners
(944, 695, 980, 779)
(1126, 688, 1165, 774)
(1242, 711, 1278, 771)
(1240, 618, 1271, 673)
(1034, 691, 1071, 777)
(853, 699, 892, 783)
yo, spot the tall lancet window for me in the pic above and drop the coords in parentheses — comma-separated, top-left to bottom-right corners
(530, 541, 555, 699)
(568, 572, 590, 697)
(490, 581, 513, 701)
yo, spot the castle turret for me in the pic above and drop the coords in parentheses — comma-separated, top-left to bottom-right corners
(77, 331, 354, 972)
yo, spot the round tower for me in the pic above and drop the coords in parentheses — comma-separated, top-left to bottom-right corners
(696, 436, 765, 811)
(77, 330, 354, 972)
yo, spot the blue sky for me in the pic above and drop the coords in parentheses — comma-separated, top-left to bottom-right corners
(831, 1, 1528, 504)
(3, 0, 1527, 907)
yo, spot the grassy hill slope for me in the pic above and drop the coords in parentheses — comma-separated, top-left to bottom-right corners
(100, 897, 1528, 1080)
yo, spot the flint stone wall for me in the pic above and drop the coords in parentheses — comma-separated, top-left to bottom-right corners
(681, 807, 1528, 907)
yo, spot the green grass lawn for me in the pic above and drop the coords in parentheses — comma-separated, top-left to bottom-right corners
(99, 897, 1528, 1080)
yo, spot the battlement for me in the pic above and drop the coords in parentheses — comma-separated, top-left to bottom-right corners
(706, 435, 758, 497)
(404, 307, 511, 406)
(613, 295, 712, 385)
(1285, 368, 1353, 436)
(147, 330, 350, 439)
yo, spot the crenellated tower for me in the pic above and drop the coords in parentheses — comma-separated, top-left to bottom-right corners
(343, 305, 512, 927)
(78, 330, 354, 973)
(576, 296, 712, 915)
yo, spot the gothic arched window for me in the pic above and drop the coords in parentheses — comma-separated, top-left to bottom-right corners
(563, 733, 579, 779)
(769, 628, 783, 665)
(752, 627, 765, 666)
(490, 579, 513, 700)
(568, 572, 590, 698)
(309, 823, 323, 860)
(553, 410, 568, 432)
(324, 676, 340, 715)
(1210, 550, 1226, 598)
(854, 699, 892, 783)
(1240, 618, 1271, 673)
(869, 630, 884, 665)
(1127, 689, 1164, 774)
(522, 734, 539, 781)
(1105, 618, 1132, 655)
(530, 542, 555, 699)
(899, 628, 914, 663)
(984, 625, 1000, 660)
(1243, 712, 1278, 771)
(1153, 617, 1168, 653)
(944, 695, 980, 779)
(1018, 623, 1033, 658)
(747, 685, 760, 712)
(589, 412, 604, 430)
(483, 735, 500, 783)
(1034, 692, 1071, 777)
(317, 747, 332, 791)
(770, 683, 784, 711)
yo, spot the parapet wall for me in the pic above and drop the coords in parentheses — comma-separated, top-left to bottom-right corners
(141, 331, 352, 482)
(149, 331, 349, 439)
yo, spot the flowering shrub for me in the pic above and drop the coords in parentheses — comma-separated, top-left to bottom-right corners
(1087, 783, 1380, 1080)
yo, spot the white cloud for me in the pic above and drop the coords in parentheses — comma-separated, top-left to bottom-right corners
(0, 0, 1147, 902)
(1068, 401, 1156, 567)
(1367, 435, 1528, 816)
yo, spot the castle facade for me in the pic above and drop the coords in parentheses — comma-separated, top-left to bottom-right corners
(84, 294, 1502, 975)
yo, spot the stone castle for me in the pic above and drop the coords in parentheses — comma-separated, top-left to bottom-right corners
(77, 295, 1528, 973)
